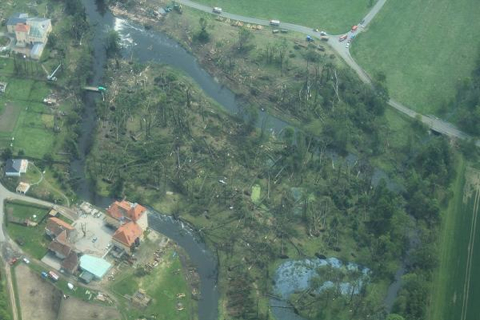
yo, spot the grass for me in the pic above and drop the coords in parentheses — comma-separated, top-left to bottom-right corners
(4, 201, 51, 260)
(351, 0, 480, 116)
(111, 247, 193, 320)
(251, 184, 261, 203)
(193, 0, 372, 34)
(427, 158, 480, 320)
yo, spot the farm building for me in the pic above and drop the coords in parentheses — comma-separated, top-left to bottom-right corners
(16, 182, 30, 194)
(105, 200, 148, 230)
(111, 221, 143, 257)
(4, 159, 28, 177)
(79, 255, 112, 283)
(45, 217, 76, 240)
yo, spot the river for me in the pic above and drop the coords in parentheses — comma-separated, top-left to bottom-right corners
(76, 1, 404, 319)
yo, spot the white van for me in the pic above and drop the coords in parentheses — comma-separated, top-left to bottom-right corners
(213, 7, 222, 14)
(270, 20, 280, 26)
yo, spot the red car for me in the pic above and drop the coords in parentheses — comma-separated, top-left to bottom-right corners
(339, 35, 348, 42)
(9, 258, 18, 265)
(351, 25, 358, 32)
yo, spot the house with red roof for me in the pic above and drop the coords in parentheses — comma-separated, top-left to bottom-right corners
(105, 200, 148, 231)
(111, 221, 143, 256)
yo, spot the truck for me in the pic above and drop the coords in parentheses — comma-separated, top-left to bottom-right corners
(269, 20, 280, 26)
(48, 271, 59, 282)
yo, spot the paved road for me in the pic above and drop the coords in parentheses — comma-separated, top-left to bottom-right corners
(176, 0, 480, 146)
(0, 182, 76, 320)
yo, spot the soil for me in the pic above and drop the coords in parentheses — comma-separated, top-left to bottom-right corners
(57, 297, 121, 320)
(15, 264, 63, 320)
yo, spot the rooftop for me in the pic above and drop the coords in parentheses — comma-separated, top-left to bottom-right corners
(7, 13, 28, 26)
(79, 255, 112, 279)
(48, 238, 72, 257)
(113, 221, 143, 247)
(5, 159, 27, 174)
(106, 200, 147, 222)
(14, 23, 30, 33)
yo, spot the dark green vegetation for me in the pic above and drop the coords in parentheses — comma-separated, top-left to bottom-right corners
(0, 267, 11, 320)
(4, 201, 51, 260)
(427, 161, 480, 320)
(186, 0, 371, 33)
(352, 0, 480, 115)
(452, 51, 480, 135)
(111, 247, 192, 320)
(87, 24, 456, 316)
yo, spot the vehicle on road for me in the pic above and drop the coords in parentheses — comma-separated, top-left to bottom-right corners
(212, 7, 222, 14)
(339, 34, 348, 42)
(270, 20, 280, 26)
(351, 25, 358, 32)
(41, 271, 48, 278)
(346, 43, 350, 48)
(9, 258, 18, 265)
(320, 31, 327, 36)
(48, 271, 59, 281)
(320, 36, 329, 41)
(306, 35, 314, 42)
(22, 257, 30, 264)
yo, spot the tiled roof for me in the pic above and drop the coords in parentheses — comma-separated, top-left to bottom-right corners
(48, 239, 72, 257)
(5, 159, 22, 173)
(7, 13, 28, 26)
(106, 200, 147, 222)
(15, 23, 30, 33)
(61, 251, 79, 273)
(46, 217, 74, 238)
(113, 221, 143, 247)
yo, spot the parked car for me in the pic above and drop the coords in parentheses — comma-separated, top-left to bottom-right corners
(48, 271, 59, 281)
(270, 20, 280, 26)
(339, 35, 348, 42)
(22, 257, 30, 264)
(320, 31, 327, 36)
(346, 42, 350, 48)
(9, 258, 18, 266)
(351, 25, 358, 32)
(212, 7, 222, 14)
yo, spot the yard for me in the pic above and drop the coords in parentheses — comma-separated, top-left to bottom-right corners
(111, 244, 194, 320)
(13, 264, 120, 320)
(0, 59, 70, 158)
(4, 201, 51, 260)
(351, 0, 480, 116)
(193, 0, 372, 34)
(427, 160, 480, 320)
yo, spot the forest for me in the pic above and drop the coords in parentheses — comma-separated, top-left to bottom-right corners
(86, 45, 453, 319)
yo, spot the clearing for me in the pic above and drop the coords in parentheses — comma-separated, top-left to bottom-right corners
(427, 160, 480, 320)
(14, 264, 63, 320)
(351, 0, 480, 115)
(0, 103, 21, 132)
(192, 0, 371, 33)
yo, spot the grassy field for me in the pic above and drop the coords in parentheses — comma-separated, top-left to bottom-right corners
(5, 201, 51, 260)
(427, 159, 480, 320)
(351, 0, 480, 116)
(111, 247, 193, 320)
(352, 0, 480, 114)
(194, 0, 371, 33)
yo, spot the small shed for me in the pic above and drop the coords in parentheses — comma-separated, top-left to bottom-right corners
(16, 182, 30, 194)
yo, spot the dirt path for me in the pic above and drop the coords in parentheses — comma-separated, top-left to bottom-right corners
(4, 264, 19, 320)
(460, 168, 480, 320)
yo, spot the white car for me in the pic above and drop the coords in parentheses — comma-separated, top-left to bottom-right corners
(212, 7, 222, 14)
(23, 257, 30, 264)
(346, 43, 350, 48)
